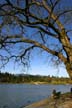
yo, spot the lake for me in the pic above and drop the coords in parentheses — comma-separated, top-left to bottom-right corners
(0, 84, 72, 108)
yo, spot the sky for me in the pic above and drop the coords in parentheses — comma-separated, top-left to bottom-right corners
(0, 22, 69, 78)
(2, 58, 69, 77)
(0, 23, 69, 77)
(0, 0, 71, 78)
(2, 50, 69, 77)
(29, 57, 69, 77)
(1, 27, 69, 77)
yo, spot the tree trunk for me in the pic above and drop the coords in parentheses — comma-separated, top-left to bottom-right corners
(66, 63, 72, 79)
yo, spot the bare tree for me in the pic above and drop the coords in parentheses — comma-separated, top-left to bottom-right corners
(0, 0, 72, 78)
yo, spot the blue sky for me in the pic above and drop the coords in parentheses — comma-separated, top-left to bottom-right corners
(29, 58, 69, 77)
(2, 59, 69, 77)
(1, 25, 69, 77)
(0, 0, 71, 78)
(2, 50, 69, 77)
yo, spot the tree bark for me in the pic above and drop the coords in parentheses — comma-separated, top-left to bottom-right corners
(66, 63, 72, 79)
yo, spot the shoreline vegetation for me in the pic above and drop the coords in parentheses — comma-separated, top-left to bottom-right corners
(0, 72, 72, 84)
(24, 92, 72, 108)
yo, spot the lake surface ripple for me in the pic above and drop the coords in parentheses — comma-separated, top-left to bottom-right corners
(0, 84, 72, 108)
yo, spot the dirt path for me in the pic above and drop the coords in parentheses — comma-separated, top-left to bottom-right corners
(23, 92, 72, 108)
(59, 100, 72, 108)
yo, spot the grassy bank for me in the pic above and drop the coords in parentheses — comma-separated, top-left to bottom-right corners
(24, 92, 72, 108)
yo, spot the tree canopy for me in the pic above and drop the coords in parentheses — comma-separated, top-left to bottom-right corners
(0, 0, 72, 78)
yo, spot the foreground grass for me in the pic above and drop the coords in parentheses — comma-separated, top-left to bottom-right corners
(24, 92, 72, 108)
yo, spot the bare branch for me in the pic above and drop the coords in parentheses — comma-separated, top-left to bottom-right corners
(3, 36, 67, 63)
(42, 0, 64, 30)
(0, 0, 72, 78)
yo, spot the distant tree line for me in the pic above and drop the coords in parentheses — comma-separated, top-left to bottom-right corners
(0, 72, 72, 84)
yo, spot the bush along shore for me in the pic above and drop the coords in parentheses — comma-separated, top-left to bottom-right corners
(24, 89, 72, 108)
(0, 72, 72, 84)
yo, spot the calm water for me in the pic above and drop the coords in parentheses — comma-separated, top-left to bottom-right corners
(0, 84, 72, 108)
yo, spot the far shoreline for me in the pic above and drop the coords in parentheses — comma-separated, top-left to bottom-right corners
(0, 81, 72, 85)
(0, 72, 72, 84)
